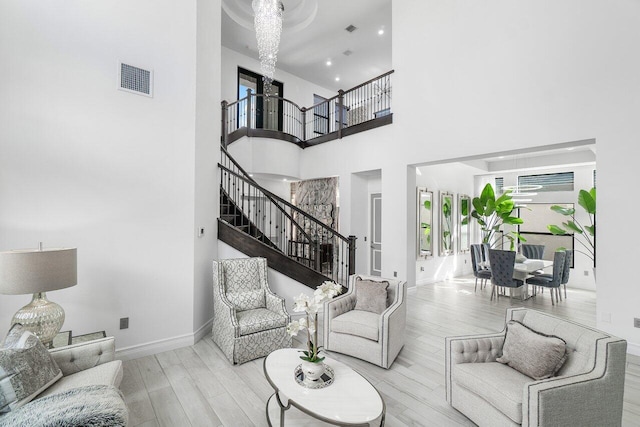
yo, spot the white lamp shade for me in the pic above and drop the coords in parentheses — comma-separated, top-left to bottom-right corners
(0, 248, 77, 295)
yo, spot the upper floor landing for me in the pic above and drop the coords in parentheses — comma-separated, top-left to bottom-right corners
(221, 70, 394, 148)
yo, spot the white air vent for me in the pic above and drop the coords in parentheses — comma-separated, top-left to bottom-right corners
(345, 24, 357, 33)
(119, 62, 153, 97)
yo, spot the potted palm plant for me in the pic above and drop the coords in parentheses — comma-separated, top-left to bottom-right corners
(547, 187, 596, 268)
(471, 183, 525, 250)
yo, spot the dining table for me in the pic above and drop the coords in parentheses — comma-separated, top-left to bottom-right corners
(480, 258, 553, 300)
(514, 259, 553, 299)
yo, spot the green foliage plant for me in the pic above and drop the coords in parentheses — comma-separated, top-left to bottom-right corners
(547, 188, 596, 266)
(471, 183, 525, 250)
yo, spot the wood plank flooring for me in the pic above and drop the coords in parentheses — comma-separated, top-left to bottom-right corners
(122, 275, 640, 426)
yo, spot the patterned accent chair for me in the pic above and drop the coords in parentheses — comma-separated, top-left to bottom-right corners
(212, 257, 291, 365)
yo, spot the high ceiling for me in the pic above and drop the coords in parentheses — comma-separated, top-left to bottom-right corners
(222, 0, 392, 92)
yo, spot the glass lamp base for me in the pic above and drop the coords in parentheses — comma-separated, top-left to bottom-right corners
(11, 292, 65, 347)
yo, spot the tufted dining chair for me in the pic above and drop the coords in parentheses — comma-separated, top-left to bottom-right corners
(521, 244, 545, 260)
(527, 251, 566, 306)
(212, 257, 291, 365)
(488, 249, 524, 302)
(471, 244, 492, 292)
(538, 249, 572, 300)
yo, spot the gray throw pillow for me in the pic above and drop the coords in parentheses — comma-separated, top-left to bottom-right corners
(0, 324, 62, 413)
(497, 320, 568, 380)
(354, 278, 389, 314)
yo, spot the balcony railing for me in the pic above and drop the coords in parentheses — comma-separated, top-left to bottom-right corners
(221, 70, 394, 148)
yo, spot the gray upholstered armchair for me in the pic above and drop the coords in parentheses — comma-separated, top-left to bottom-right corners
(323, 274, 407, 369)
(445, 307, 627, 427)
(212, 257, 291, 365)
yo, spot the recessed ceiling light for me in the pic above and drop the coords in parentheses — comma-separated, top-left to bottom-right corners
(326, 60, 332, 66)
(566, 147, 575, 151)
(378, 29, 384, 35)
(335, 77, 340, 82)
(498, 156, 505, 159)
(282, 178, 287, 182)
(249, 174, 254, 177)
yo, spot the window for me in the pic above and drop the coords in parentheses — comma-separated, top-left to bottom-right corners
(518, 172, 574, 192)
(518, 203, 575, 267)
(495, 177, 504, 194)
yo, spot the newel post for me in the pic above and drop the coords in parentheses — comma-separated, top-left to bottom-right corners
(246, 88, 253, 129)
(348, 235, 357, 275)
(221, 100, 228, 148)
(301, 107, 307, 142)
(337, 89, 344, 139)
(314, 239, 322, 272)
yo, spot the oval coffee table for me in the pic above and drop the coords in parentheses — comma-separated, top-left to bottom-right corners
(263, 348, 385, 426)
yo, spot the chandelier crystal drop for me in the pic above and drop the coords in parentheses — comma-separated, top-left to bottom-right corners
(252, 0, 284, 95)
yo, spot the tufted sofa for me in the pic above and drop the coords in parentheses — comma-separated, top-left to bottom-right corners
(445, 307, 627, 427)
(41, 336, 123, 398)
(0, 336, 126, 425)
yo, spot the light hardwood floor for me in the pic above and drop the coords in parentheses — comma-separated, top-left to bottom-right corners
(121, 275, 640, 426)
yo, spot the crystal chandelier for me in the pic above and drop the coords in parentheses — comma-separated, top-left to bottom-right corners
(252, 0, 284, 95)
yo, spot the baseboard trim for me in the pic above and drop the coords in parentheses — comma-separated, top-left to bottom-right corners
(116, 318, 214, 361)
(194, 318, 214, 343)
(627, 341, 640, 357)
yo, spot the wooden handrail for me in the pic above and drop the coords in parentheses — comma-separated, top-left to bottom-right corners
(220, 172, 314, 247)
(342, 69, 394, 94)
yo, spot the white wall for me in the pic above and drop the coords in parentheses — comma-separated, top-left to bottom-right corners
(194, 0, 222, 335)
(0, 0, 221, 354)
(393, 0, 640, 354)
(282, 0, 640, 353)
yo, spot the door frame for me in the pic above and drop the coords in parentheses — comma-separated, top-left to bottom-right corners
(370, 193, 382, 276)
(237, 67, 284, 131)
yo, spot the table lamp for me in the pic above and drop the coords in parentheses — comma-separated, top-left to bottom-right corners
(0, 243, 77, 346)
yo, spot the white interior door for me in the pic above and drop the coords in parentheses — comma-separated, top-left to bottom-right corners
(370, 193, 382, 276)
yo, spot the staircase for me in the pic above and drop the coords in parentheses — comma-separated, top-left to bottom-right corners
(218, 147, 356, 288)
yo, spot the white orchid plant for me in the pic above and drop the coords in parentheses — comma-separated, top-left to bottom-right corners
(286, 280, 343, 363)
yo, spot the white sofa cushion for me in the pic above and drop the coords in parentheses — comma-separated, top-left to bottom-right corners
(36, 360, 123, 399)
(332, 310, 379, 341)
(454, 361, 531, 424)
